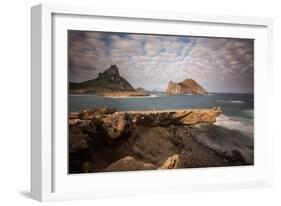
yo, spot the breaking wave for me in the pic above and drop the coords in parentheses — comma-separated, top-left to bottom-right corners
(191, 114, 254, 164)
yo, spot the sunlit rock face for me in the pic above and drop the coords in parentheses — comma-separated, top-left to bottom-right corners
(166, 79, 208, 95)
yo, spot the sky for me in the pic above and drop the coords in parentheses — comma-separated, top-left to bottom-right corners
(68, 30, 254, 93)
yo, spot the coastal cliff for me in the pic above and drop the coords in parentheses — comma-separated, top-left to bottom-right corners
(166, 79, 208, 95)
(68, 107, 250, 173)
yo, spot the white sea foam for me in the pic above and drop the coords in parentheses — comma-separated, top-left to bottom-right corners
(192, 114, 254, 163)
(216, 114, 253, 136)
(216, 100, 245, 104)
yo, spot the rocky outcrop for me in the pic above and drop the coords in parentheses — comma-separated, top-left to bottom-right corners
(69, 107, 222, 144)
(69, 107, 117, 120)
(69, 65, 136, 94)
(104, 156, 157, 172)
(160, 154, 181, 169)
(124, 108, 222, 127)
(68, 107, 224, 173)
(166, 79, 208, 95)
(102, 112, 132, 139)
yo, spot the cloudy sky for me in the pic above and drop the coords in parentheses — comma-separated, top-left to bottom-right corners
(68, 30, 254, 93)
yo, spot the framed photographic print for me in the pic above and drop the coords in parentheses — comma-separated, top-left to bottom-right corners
(31, 3, 274, 201)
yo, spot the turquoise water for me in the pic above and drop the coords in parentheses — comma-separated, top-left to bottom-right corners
(69, 93, 254, 163)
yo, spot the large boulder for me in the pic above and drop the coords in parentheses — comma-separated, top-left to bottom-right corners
(104, 156, 157, 172)
(160, 154, 181, 169)
(102, 112, 129, 139)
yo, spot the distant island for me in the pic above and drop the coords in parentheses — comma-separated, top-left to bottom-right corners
(69, 64, 149, 97)
(166, 79, 208, 95)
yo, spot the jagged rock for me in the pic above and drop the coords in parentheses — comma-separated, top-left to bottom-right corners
(123, 107, 222, 126)
(104, 156, 157, 172)
(176, 108, 222, 125)
(69, 107, 116, 120)
(160, 154, 180, 169)
(166, 79, 208, 95)
(69, 107, 222, 147)
(80, 107, 117, 120)
(102, 112, 130, 139)
(98, 64, 120, 78)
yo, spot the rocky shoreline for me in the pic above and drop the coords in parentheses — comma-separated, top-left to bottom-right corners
(69, 107, 248, 173)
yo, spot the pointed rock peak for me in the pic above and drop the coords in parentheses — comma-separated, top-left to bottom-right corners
(109, 64, 118, 70)
(108, 64, 119, 74)
(100, 64, 120, 77)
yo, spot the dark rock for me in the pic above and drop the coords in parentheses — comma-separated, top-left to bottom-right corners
(69, 119, 94, 153)
(226, 149, 247, 164)
(117, 126, 180, 166)
(69, 123, 93, 173)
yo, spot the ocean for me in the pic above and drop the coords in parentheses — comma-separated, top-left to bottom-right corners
(69, 93, 254, 164)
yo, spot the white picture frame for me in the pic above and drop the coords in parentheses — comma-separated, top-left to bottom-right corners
(31, 3, 274, 202)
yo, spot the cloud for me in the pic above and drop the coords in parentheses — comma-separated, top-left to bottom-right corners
(68, 30, 253, 93)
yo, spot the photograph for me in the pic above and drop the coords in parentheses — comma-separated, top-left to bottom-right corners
(68, 30, 254, 174)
